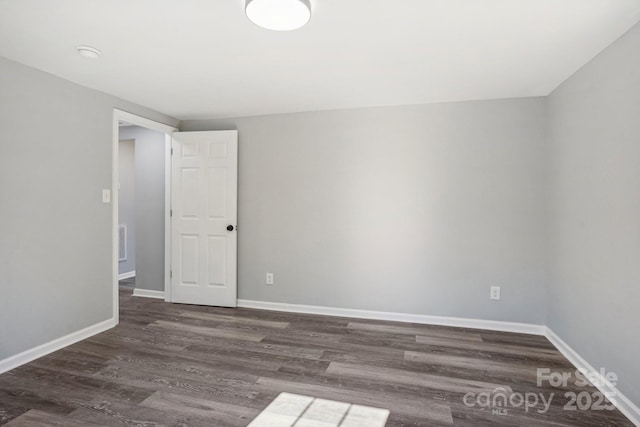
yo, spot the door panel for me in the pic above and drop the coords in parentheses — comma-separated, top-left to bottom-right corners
(180, 234, 199, 286)
(207, 167, 227, 218)
(171, 130, 238, 307)
(208, 236, 226, 286)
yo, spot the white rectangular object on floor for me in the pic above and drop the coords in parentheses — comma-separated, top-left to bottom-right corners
(248, 392, 389, 427)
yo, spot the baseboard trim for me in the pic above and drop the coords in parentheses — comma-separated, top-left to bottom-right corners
(545, 328, 640, 426)
(118, 271, 136, 280)
(132, 288, 165, 299)
(0, 317, 116, 375)
(237, 299, 545, 335)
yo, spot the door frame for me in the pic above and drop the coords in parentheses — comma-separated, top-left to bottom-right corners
(112, 109, 177, 323)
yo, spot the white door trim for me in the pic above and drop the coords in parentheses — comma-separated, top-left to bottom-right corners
(163, 132, 173, 303)
(112, 109, 177, 321)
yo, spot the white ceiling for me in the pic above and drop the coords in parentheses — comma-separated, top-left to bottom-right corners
(1, 0, 639, 120)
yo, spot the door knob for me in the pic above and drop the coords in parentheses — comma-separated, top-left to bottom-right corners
(226, 225, 234, 231)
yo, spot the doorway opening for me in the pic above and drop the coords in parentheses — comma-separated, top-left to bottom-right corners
(112, 110, 176, 323)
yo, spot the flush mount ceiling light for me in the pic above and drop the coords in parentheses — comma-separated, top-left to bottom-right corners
(245, 0, 311, 31)
(76, 45, 101, 59)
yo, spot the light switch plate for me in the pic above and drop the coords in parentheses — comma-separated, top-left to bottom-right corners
(102, 189, 111, 203)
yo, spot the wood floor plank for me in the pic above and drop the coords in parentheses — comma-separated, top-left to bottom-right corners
(0, 364, 153, 409)
(149, 320, 266, 342)
(479, 331, 556, 349)
(261, 334, 406, 361)
(28, 351, 110, 375)
(0, 403, 29, 426)
(415, 335, 567, 362)
(92, 364, 268, 410)
(405, 351, 543, 376)
(0, 387, 73, 420)
(319, 349, 525, 387)
(67, 400, 228, 427)
(139, 391, 259, 426)
(347, 322, 484, 341)
(4, 409, 107, 427)
(177, 310, 290, 329)
(104, 346, 283, 375)
(326, 361, 514, 394)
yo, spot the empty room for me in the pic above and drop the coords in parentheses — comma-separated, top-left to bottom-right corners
(1, 0, 639, 426)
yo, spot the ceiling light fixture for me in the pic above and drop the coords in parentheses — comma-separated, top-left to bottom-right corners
(76, 45, 101, 59)
(245, 0, 311, 31)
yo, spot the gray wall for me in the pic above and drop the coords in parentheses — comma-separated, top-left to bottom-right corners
(0, 56, 178, 359)
(118, 139, 136, 275)
(118, 126, 166, 292)
(181, 97, 548, 324)
(547, 23, 640, 406)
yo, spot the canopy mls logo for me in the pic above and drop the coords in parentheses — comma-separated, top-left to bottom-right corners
(463, 368, 618, 416)
(463, 386, 554, 416)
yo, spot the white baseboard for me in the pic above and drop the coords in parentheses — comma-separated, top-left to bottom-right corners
(237, 299, 546, 335)
(118, 270, 136, 280)
(545, 328, 640, 426)
(0, 317, 116, 375)
(132, 288, 165, 299)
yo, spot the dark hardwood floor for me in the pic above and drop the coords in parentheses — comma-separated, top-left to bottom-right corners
(0, 287, 633, 426)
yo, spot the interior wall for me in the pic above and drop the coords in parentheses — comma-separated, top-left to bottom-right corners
(547, 22, 640, 406)
(0, 56, 178, 360)
(118, 126, 166, 292)
(118, 139, 136, 275)
(181, 97, 548, 324)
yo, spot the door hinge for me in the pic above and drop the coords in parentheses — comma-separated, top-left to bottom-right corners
(171, 147, 174, 155)
(170, 209, 173, 217)
(170, 270, 173, 278)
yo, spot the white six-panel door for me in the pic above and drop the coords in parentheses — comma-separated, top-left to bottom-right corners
(170, 130, 238, 307)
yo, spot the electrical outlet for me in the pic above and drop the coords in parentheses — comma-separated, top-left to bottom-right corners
(490, 286, 501, 300)
(265, 273, 274, 285)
